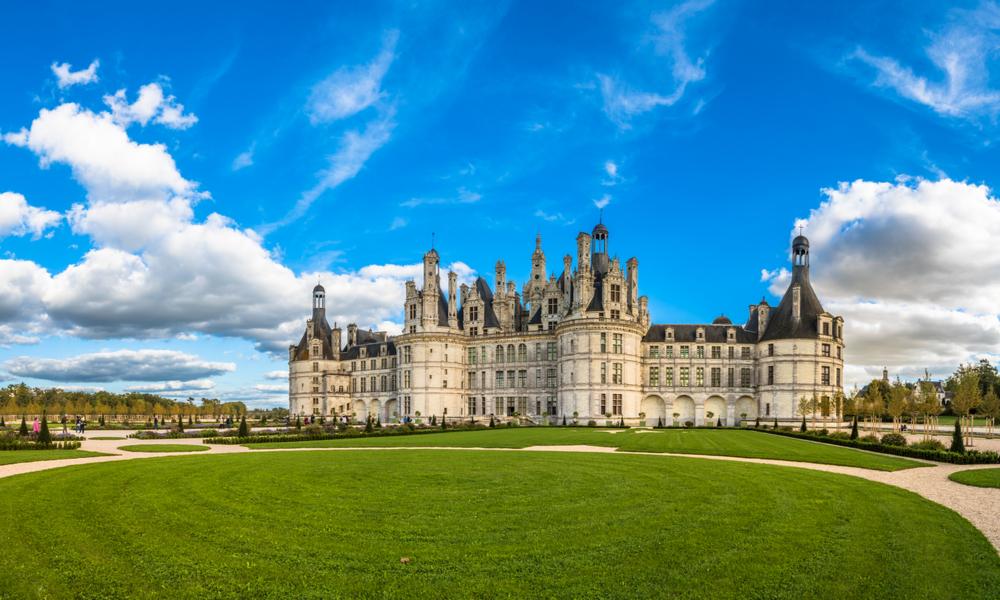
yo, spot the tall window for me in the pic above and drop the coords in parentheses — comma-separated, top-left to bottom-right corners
(495, 371, 504, 388)
(535, 343, 542, 361)
(728, 346, 735, 359)
(836, 368, 841, 386)
(696, 346, 705, 359)
(767, 365, 774, 385)
(547, 397, 557, 415)
(649, 366, 660, 386)
(821, 366, 831, 385)
(546, 368, 556, 387)
(727, 368, 734, 387)
(312, 362, 319, 372)
(403, 397, 411, 415)
(518, 370, 527, 388)
(612, 394, 622, 415)
(610, 284, 621, 303)
(600, 394, 607, 415)
(665, 346, 674, 358)
(496, 345, 505, 363)
(822, 344, 831, 357)
(741, 368, 751, 387)
(613, 333, 623, 353)
(469, 306, 479, 321)
(612, 363, 622, 384)
(403, 346, 412, 364)
(665, 367, 674, 386)
(696, 367, 705, 386)
(822, 322, 830, 335)
(741, 347, 751, 360)
(768, 344, 774, 357)
(547, 298, 559, 315)
(468, 348, 477, 364)
(680, 346, 689, 358)
(610, 309, 620, 320)
(381, 375, 387, 391)
(710, 367, 721, 387)
(600, 363, 607, 384)
(680, 367, 690, 386)
(711, 346, 721, 359)
(546, 342, 557, 361)
(408, 304, 417, 319)
(649, 346, 660, 358)
(468, 398, 477, 415)
(507, 345, 516, 363)
(360, 378, 367, 392)
(600, 333, 607, 353)
(518, 344, 528, 362)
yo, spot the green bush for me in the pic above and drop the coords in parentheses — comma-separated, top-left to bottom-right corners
(587, 420, 597, 427)
(950, 420, 964, 453)
(756, 428, 1000, 465)
(19, 417, 28, 437)
(850, 418, 859, 440)
(911, 439, 946, 451)
(827, 431, 851, 440)
(37, 414, 52, 446)
(859, 434, 880, 444)
(238, 415, 249, 438)
(881, 433, 907, 447)
(684, 421, 694, 428)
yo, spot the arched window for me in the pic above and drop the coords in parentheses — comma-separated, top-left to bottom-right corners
(496, 345, 505, 363)
(507, 345, 516, 363)
(518, 344, 527, 362)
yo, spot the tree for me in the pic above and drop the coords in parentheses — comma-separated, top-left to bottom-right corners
(365, 416, 373, 433)
(489, 415, 496, 428)
(561, 415, 567, 426)
(917, 381, 941, 441)
(37, 412, 52, 445)
(797, 396, 811, 427)
(176, 413, 184, 432)
(887, 384, 908, 433)
(950, 419, 964, 453)
(0, 416, 5, 428)
(295, 415, 302, 430)
(441, 415, 447, 430)
(832, 391, 846, 432)
(952, 370, 982, 447)
(980, 387, 1000, 439)
(237, 415, 249, 438)
(19, 417, 28, 437)
(800, 416, 807, 432)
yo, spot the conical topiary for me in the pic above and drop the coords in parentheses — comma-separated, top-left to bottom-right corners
(773, 418, 778, 430)
(950, 419, 965, 453)
(489, 415, 496, 428)
(850, 417, 859, 440)
(295, 415, 302, 430)
(754, 417, 760, 428)
(38, 413, 52, 445)
(19, 417, 28, 437)
(800, 416, 807, 432)
(562, 415, 567, 426)
(238, 415, 249, 438)
(717, 417, 722, 427)
(441, 415, 447, 430)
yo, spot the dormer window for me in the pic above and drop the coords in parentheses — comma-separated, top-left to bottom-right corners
(610, 284, 621, 303)
(360, 348, 366, 358)
(666, 329, 674, 340)
(696, 329, 704, 340)
(469, 306, 479, 322)
(311, 344, 320, 358)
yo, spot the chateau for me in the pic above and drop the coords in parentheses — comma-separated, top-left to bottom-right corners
(289, 223, 845, 425)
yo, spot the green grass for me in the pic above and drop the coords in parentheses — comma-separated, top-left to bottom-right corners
(118, 444, 208, 453)
(0, 451, 995, 599)
(949, 467, 1000, 488)
(0, 450, 107, 465)
(247, 427, 925, 471)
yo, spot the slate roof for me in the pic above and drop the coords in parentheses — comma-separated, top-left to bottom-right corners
(291, 313, 336, 360)
(340, 340, 397, 360)
(642, 324, 757, 344)
(759, 267, 826, 342)
(473, 277, 500, 329)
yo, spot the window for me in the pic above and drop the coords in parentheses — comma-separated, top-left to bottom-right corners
(600, 333, 607, 353)
(741, 347, 751, 360)
(728, 346, 735, 359)
(600, 394, 607, 415)
(696, 346, 705, 359)
(381, 358, 387, 369)
(468, 348, 477, 364)
(836, 368, 841, 387)
(612, 394, 623, 415)
(507, 345, 516, 363)
(548, 321, 556, 331)
(711, 346, 721, 359)
(610, 284, 621, 303)
(370, 376, 376, 392)
(469, 306, 479, 321)
(696, 367, 705, 386)
(547, 298, 559, 315)
(360, 378, 367, 392)
(312, 362, 319, 372)
(767, 344, 774, 357)
(311, 344, 319, 358)
(391, 374, 396, 391)
(649, 366, 659, 386)
(468, 398, 477, 415)
(535, 343, 542, 361)
(650, 346, 660, 358)
(404, 370, 411, 388)
(837, 346, 842, 359)
(711, 368, 721, 387)
(404, 397, 411, 415)
(600, 363, 607, 384)
(469, 327, 479, 336)
(823, 322, 830, 335)
(351, 361, 356, 371)
(665, 367, 674, 386)
(666, 346, 674, 358)
(741, 368, 751, 387)
(547, 342, 557, 361)
(612, 363, 622, 384)
(680, 367, 690, 386)
(381, 375, 387, 391)
(822, 366, 831, 386)
(546, 368, 556, 387)
(518, 370, 527, 388)
(613, 333, 623, 353)
(496, 345, 505, 363)
(408, 303, 417, 320)
(610, 309, 620, 320)
(765, 402, 770, 416)
(680, 346, 689, 358)
(496, 371, 504, 388)
(313, 397, 319, 405)
(518, 344, 527, 362)
(370, 359, 376, 370)
(767, 366, 774, 385)
(822, 344, 831, 357)
(547, 397, 558, 415)
(403, 346, 412, 364)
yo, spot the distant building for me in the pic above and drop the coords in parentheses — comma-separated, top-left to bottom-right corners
(289, 223, 845, 425)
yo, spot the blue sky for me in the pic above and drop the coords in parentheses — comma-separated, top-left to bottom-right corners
(3, 0, 1000, 405)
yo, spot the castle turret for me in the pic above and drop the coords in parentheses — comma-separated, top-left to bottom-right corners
(347, 323, 358, 347)
(447, 271, 458, 328)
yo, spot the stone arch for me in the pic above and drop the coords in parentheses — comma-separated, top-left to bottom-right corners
(370, 399, 381, 422)
(705, 395, 726, 425)
(672, 395, 695, 425)
(735, 395, 757, 423)
(640, 395, 666, 426)
(384, 398, 398, 422)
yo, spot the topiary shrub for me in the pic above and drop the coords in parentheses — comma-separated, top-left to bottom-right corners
(489, 416, 495, 428)
(561, 415, 566, 426)
(773, 418, 779, 430)
(850, 417, 859, 440)
(754, 417, 760, 428)
(684, 421, 694, 428)
(950, 420, 964, 453)
(656, 417, 663, 429)
(717, 417, 722, 427)
(859, 434, 880, 444)
(37, 414, 52, 446)
(295, 415, 302, 431)
(587, 420, 597, 427)
(800, 417, 807, 432)
(881, 432, 907, 447)
(827, 431, 851, 440)
(19, 417, 28, 437)
(911, 439, 946, 451)
(238, 415, 249, 438)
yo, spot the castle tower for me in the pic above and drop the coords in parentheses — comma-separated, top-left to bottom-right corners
(312, 284, 326, 322)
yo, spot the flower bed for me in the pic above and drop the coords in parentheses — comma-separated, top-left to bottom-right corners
(207, 423, 490, 445)
(753, 427, 1000, 465)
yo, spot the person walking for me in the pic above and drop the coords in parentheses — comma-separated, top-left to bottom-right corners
(32, 417, 40, 435)
(61, 415, 68, 435)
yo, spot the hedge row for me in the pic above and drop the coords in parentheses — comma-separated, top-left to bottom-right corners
(755, 428, 1000, 464)
(0, 439, 82, 451)
(206, 424, 491, 445)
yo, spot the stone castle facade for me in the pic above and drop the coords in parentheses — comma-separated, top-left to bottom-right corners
(289, 223, 845, 425)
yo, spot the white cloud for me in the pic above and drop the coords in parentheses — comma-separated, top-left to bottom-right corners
(4, 349, 235, 383)
(0, 192, 61, 239)
(764, 178, 1000, 386)
(232, 148, 254, 171)
(534, 209, 575, 225)
(264, 370, 288, 380)
(847, 3, 1000, 121)
(389, 216, 407, 230)
(253, 383, 287, 393)
(400, 186, 481, 208)
(597, 0, 715, 128)
(51, 60, 99, 88)
(307, 30, 398, 123)
(593, 194, 611, 209)
(103, 83, 198, 129)
(125, 379, 216, 392)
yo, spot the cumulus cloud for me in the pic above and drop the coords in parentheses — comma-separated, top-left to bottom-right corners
(601, 160, 623, 186)
(103, 83, 198, 129)
(4, 349, 235, 383)
(253, 383, 287, 393)
(307, 30, 398, 123)
(264, 370, 288, 380)
(125, 379, 216, 392)
(0, 192, 61, 239)
(847, 3, 1000, 121)
(763, 178, 1000, 386)
(593, 194, 611, 209)
(598, 0, 714, 128)
(51, 59, 99, 88)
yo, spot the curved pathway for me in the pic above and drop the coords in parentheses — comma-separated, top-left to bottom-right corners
(2, 433, 998, 553)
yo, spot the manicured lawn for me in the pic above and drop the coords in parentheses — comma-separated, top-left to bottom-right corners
(949, 468, 1000, 488)
(0, 450, 107, 465)
(0, 451, 995, 599)
(118, 444, 208, 453)
(247, 427, 925, 471)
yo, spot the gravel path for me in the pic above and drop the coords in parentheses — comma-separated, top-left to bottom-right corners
(1, 434, 997, 553)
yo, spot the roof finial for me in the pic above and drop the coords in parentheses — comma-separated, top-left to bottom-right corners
(599, 208, 604, 224)
(431, 231, 435, 250)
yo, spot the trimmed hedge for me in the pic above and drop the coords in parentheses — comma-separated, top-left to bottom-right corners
(755, 428, 1000, 465)
(0, 439, 82, 451)
(206, 424, 491, 445)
